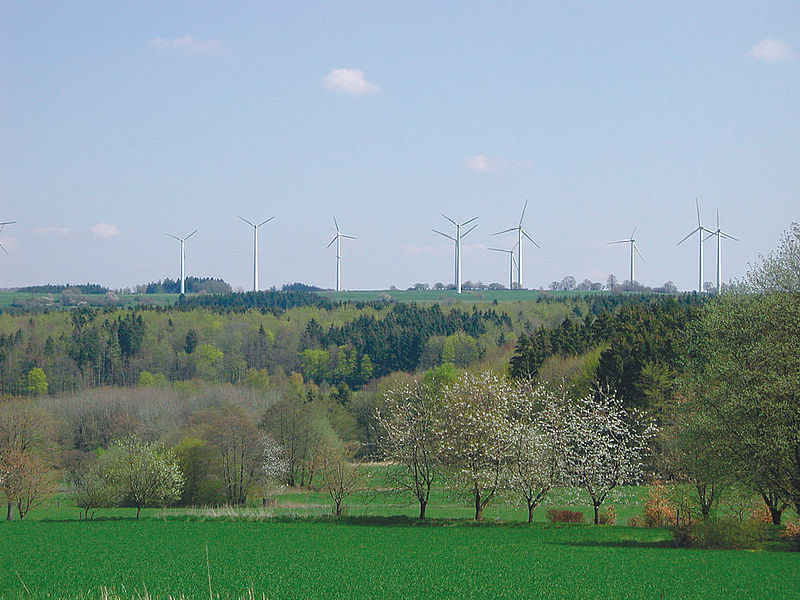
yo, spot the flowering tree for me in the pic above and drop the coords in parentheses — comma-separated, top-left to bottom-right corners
(563, 390, 656, 524)
(101, 436, 184, 518)
(0, 448, 54, 519)
(435, 371, 514, 520)
(376, 382, 439, 519)
(507, 383, 568, 523)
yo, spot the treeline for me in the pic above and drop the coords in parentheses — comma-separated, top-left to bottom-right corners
(14, 283, 110, 294)
(142, 277, 232, 294)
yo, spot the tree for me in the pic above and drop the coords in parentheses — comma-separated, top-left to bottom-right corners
(434, 371, 514, 520)
(73, 459, 118, 519)
(563, 390, 655, 524)
(310, 438, 361, 516)
(506, 384, 568, 523)
(22, 367, 48, 396)
(101, 436, 184, 518)
(376, 382, 439, 519)
(688, 223, 800, 518)
(0, 448, 54, 519)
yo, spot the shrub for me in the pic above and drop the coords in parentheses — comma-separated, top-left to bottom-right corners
(643, 481, 676, 527)
(546, 509, 585, 523)
(750, 504, 772, 525)
(627, 515, 645, 527)
(672, 517, 767, 550)
(781, 521, 800, 550)
(598, 505, 616, 525)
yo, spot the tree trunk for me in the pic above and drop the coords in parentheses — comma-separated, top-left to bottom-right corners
(593, 503, 599, 525)
(136, 504, 141, 519)
(527, 502, 534, 524)
(5, 502, 11, 521)
(418, 499, 427, 520)
(334, 499, 342, 516)
(474, 491, 483, 521)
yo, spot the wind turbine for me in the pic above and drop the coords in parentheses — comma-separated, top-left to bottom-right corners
(677, 200, 713, 292)
(166, 230, 197, 295)
(0, 221, 16, 255)
(493, 200, 540, 289)
(238, 216, 275, 292)
(433, 214, 478, 293)
(488, 245, 517, 290)
(703, 210, 737, 294)
(608, 226, 644, 286)
(327, 218, 355, 292)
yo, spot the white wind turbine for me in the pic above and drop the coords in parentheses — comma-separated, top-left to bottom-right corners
(166, 230, 197, 295)
(703, 210, 737, 294)
(327, 218, 355, 292)
(238, 216, 275, 292)
(433, 214, 478, 294)
(677, 200, 713, 292)
(608, 226, 644, 286)
(0, 220, 16, 255)
(488, 245, 517, 290)
(493, 200, 539, 289)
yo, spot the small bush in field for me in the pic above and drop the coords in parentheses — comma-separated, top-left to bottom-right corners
(643, 481, 676, 528)
(627, 515, 645, 527)
(598, 505, 616, 525)
(782, 521, 800, 550)
(672, 517, 767, 550)
(546, 509, 585, 523)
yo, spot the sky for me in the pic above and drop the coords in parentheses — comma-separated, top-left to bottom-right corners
(1, 1, 798, 292)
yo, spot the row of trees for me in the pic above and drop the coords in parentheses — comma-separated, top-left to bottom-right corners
(376, 372, 655, 523)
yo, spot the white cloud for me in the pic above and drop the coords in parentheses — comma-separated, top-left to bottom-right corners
(35, 227, 71, 235)
(750, 38, 795, 62)
(91, 223, 120, 239)
(466, 155, 533, 173)
(152, 35, 223, 55)
(321, 68, 379, 95)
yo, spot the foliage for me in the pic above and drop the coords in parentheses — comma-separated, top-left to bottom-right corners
(672, 517, 767, 550)
(0, 448, 54, 519)
(101, 436, 184, 518)
(310, 438, 361, 516)
(22, 367, 48, 396)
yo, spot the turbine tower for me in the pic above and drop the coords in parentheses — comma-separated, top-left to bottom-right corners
(608, 226, 644, 286)
(703, 210, 737, 294)
(166, 230, 197, 295)
(677, 200, 713, 292)
(327, 218, 355, 292)
(433, 214, 478, 293)
(488, 245, 517, 290)
(493, 200, 540, 289)
(0, 220, 16, 255)
(238, 216, 275, 292)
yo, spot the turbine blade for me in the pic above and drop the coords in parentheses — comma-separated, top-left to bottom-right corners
(462, 223, 478, 238)
(716, 209, 720, 229)
(634, 243, 645, 261)
(166, 233, 181, 241)
(518, 199, 528, 226)
(441, 214, 457, 226)
(695, 198, 702, 227)
(341, 234, 356, 240)
(676, 227, 700, 246)
(327, 236, 337, 248)
(0, 241, 8, 255)
(521, 228, 540, 248)
(493, 227, 518, 236)
(461, 216, 479, 227)
(238, 216, 255, 227)
(433, 229, 456, 241)
(608, 239, 630, 245)
(258, 216, 275, 227)
(185, 229, 198, 240)
(333, 217, 340, 232)
(0, 221, 16, 226)
(630, 225, 638, 239)
(487, 247, 511, 253)
(702, 232, 716, 243)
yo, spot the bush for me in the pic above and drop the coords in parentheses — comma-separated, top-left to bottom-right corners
(627, 515, 645, 527)
(598, 505, 616, 525)
(643, 481, 676, 527)
(782, 521, 800, 550)
(672, 517, 767, 550)
(546, 509, 585, 523)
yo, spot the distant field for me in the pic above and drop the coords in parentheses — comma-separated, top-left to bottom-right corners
(318, 288, 615, 303)
(0, 292, 179, 309)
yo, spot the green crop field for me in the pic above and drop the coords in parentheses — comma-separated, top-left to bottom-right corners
(2, 517, 799, 600)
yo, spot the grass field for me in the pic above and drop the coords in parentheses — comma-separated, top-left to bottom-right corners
(2, 517, 799, 600)
(2, 482, 799, 600)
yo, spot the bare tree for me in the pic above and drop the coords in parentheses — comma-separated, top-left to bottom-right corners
(0, 448, 55, 519)
(311, 439, 361, 516)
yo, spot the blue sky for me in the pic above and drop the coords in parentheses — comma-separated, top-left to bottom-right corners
(1, 1, 798, 291)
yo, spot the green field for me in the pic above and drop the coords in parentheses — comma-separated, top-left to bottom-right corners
(319, 288, 614, 303)
(2, 517, 798, 600)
